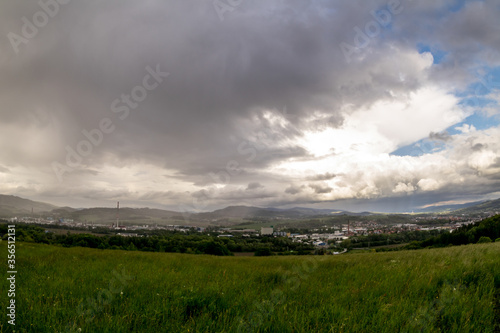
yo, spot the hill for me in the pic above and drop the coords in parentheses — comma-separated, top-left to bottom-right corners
(0, 195, 357, 223)
(411, 214, 500, 249)
(0, 194, 58, 217)
(413, 200, 485, 213)
(3, 241, 499, 332)
(2, 193, 500, 227)
(453, 198, 500, 216)
(63, 207, 187, 224)
(193, 205, 354, 220)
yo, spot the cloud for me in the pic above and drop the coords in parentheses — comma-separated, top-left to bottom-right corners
(309, 183, 333, 194)
(306, 172, 337, 181)
(429, 131, 451, 142)
(284, 185, 304, 195)
(1, 0, 499, 211)
(393, 182, 416, 194)
(246, 182, 264, 190)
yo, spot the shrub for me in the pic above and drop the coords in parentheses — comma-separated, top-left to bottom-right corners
(477, 236, 492, 244)
(254, 248, 272, 256)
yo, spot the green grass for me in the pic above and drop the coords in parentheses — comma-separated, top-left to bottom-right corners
(1, 241, 499, 332)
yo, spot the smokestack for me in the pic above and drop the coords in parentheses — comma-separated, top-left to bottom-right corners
(116, 201, 119, 228)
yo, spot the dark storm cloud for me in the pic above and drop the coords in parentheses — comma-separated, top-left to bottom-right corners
(246, 182, 263, 191)
(391, 0, 500, 88)
(309, 183, 333, 194)
(0, 0, 412, 171)
(1, 0, 500, 210)
(284, 185, 305, 195)
(307, 172, 337, 181)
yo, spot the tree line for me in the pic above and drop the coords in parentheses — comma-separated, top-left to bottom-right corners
(0, 222, 314, 256)
(411, 214, 500, 248)
(339, 229, 446, 249)
(375, 215, 500, 251)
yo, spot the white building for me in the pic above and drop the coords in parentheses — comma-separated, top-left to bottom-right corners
(260, 227, 274, 236)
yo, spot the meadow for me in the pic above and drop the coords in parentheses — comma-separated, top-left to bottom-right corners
(1, 241, 499, 332)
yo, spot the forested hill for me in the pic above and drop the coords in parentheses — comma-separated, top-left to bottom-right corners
(453, 198, 500, 216)
(409, 214, 500, 249)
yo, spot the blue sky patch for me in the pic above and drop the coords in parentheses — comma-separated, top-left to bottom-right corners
(417, 43, 448, 64)
(391, 137, 448, 157)
(392, 112, 499, 157)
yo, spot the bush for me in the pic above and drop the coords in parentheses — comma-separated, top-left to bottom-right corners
(254, 248, 272, 256)
(477, 236, 492, 244)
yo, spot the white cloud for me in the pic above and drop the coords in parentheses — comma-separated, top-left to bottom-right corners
(417, 178, 441, 191)
(393, 182, 416, 193)
(455, 124, 476, 133)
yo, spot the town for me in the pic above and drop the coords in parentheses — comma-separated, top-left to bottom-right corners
(5, 213, 487, 251)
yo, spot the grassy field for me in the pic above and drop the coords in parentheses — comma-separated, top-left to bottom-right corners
(1, 241, 499, 332)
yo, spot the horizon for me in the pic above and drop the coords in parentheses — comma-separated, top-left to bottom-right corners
(1, 1, 500, 213)
(2, 193, 496, 215)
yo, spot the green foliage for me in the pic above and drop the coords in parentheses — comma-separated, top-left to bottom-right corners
(0, 222, 315, 256)
(3, 241, 499, 332)
(254, 247, 272, 256)
(477, 236, 492, 243)
(346, 230, 444, 249)
(408, 215, 500, 249)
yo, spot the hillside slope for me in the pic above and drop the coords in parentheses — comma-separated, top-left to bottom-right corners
(3, 241, 499, 332)
(454, 198, 500, 215)
(65, 207, 186, 223)
(193, 205, 352, 220)
(0, 194, 57, 217)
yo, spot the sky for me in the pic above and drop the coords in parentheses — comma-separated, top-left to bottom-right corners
(1, 0, 500, 213)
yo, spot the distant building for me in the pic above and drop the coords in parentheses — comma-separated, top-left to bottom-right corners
(313, 240, 327, 247)
(260, 227, 274, 236)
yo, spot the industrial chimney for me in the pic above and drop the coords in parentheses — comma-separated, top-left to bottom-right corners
(116, 201, 120, 228)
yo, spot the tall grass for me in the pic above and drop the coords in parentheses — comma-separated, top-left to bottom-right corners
(1, 242, 498, 332)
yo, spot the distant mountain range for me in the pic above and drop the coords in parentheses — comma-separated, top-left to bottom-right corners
(452, 198, 500, 215)
(0, 194, 499, 224)
(412, 201, 485, 213)
(0, 195, 57, 217)
(193, 205, 353, 220)
(0, 195, 365, 221)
